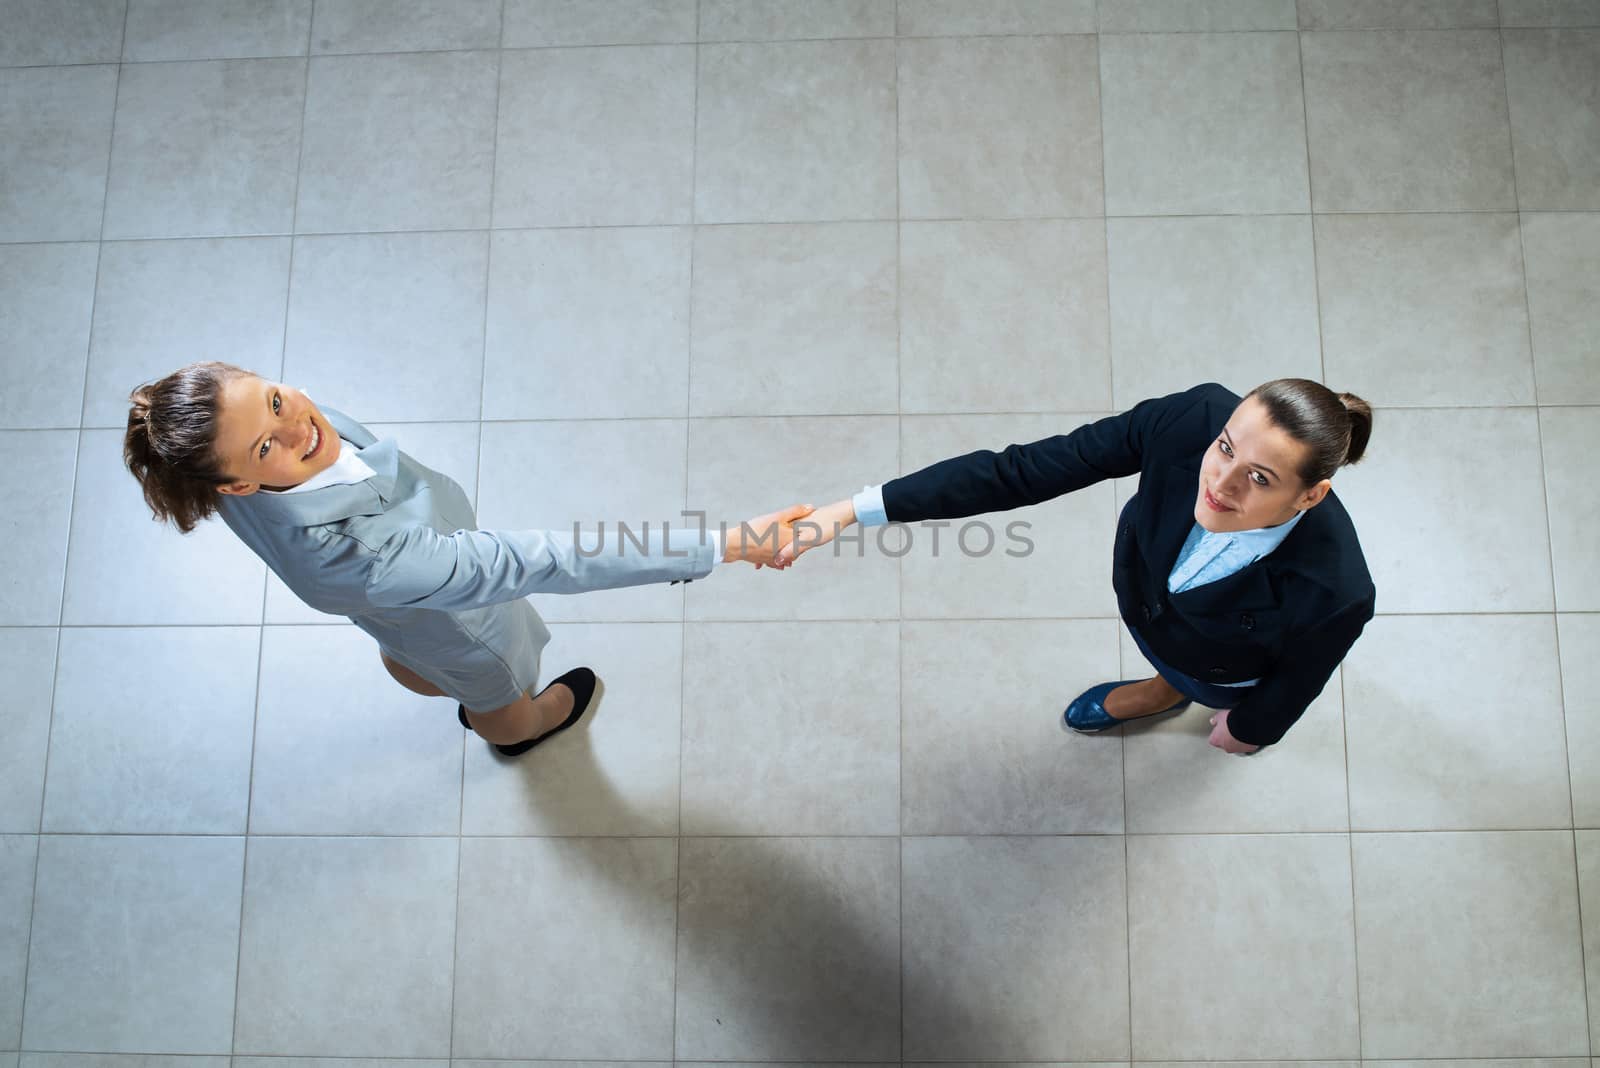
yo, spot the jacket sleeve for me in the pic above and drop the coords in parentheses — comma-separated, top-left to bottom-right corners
(363, 523, 716, 611)
(881, 384, 1210, 524)
(1224, 596, 1373, 747)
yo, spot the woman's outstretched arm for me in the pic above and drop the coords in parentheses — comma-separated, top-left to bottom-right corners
(776, 385, 1205, 566)
(364, 503, 812, 611)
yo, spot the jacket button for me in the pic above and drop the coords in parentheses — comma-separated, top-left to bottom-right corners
(1210, 667, 1226, 676)
(1240, 613, 1255, 630)
(1141, 604, 1151, 622)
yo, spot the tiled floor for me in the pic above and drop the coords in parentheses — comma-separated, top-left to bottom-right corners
(1, 0, 1597, 1063)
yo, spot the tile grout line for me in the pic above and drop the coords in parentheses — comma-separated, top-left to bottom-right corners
(1296, 26, 1329, 385)
(454, 423, 484, 1047)
(29, 397, 1600, 438)
(673, 3, 704, 1059)
(277, 5, 315, 384)
(9, 204, 1598, 254)
(14, 1053, 1596, 1065)
(22, 20, 1600, 73)
(475, 5, 506, 434)
(448, 3, 508, 1058)
(16, 0, 132, 1044)
(1093, 10, 1139, 1059)
(1093, 2, 1114, 416)
(19, 606, 1600, 631)
(234, 3, 315, 1056)
(29, 397, 1600, 439)
(1573, 814, 1597, 1062)
(231, 611, 268, 1055)
(457, 269, 494, 1053)
(12, 206, 1600, 263)
(1341, 663, 1366, 1061)
(1499, 17, 1578, 829)
(13, 826, 1600, 839)
(1499, 14, 1593, 1056)
(1300, 15, 1366, 1057)
(893, 6, 906, 1059)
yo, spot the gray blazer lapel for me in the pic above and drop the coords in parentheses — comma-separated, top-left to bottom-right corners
(322, 406, 376, 448)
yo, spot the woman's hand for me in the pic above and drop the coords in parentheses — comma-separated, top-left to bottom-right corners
(771, 497, 856, 568)
(723, 503, 815, 568)
(1207, 709, 1260, 755)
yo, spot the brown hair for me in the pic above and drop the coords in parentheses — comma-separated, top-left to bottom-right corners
(123, 361, 253, 533)
(1246, 378, 1373, 485)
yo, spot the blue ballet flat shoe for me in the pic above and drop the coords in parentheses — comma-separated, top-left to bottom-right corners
(1062, 679, 1190, 734)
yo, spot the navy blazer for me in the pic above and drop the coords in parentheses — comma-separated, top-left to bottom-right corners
(881, 383, 1375, 746)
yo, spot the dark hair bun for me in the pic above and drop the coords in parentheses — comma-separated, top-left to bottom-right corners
(1338, 392, 1372, 466)
(1247, 378, 1374, 484)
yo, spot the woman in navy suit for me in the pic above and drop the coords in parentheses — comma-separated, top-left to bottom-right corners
(777, 379, 1375, 754)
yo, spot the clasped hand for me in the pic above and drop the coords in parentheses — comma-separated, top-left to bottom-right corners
(721, 503, 816, 568)
(723, 498, 859, 569)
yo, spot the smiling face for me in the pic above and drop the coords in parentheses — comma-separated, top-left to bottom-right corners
(212, 376, 341, 495)
(1195, 396, 1331, 532)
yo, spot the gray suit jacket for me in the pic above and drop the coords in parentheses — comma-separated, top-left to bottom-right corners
(216, 407, 714, 705)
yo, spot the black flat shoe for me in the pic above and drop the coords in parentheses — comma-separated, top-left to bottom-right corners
(460, 667, 599, 756)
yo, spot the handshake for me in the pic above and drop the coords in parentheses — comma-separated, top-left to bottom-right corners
(720, 498, 858, 571)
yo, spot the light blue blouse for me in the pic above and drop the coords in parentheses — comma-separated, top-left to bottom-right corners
(1167, 510, 1304, 593)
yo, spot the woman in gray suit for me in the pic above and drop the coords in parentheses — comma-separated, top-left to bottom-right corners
(124, 362, 809, 756)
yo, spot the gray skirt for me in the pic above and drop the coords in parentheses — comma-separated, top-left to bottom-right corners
(359, 595, 553, 712)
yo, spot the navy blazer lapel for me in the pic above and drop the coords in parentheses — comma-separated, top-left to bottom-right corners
(1144, 462, 1202, 575)
(1171, 561, 1284, 615)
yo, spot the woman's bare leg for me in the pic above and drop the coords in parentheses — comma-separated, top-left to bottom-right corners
(381, 652, 575, 747)
(461, 686, 575, 747)
(1103, 675, 1185, 718)
(381, 653, 448, 697)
